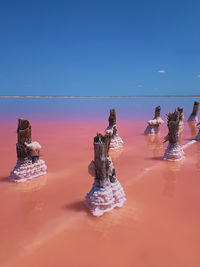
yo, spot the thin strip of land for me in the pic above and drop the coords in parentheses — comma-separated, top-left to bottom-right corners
(0, 95, 200, 98)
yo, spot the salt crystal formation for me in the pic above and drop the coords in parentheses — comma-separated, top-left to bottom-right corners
(188, 101, 199, 122)
(144, 106, 164, 135)
(164, 110, 184, 161)
(105, 109, 123, 149)
(86, 133, 126, 216)
(9, 119, 47, 182)
(195, 122, 200, 141)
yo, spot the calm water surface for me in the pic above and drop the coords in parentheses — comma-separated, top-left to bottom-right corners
(0, 97, 200, 267)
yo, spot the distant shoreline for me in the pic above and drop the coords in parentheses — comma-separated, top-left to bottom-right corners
(0, 95, 200, 98)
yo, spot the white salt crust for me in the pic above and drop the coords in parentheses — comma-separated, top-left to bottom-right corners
(144, 117, 164, 135)
(105, 125, 114, 135)
(105, 125, 124, 150)
(85, 178, 126, 216)
(86, 157, 126, 216)
(179, 120, 184, 127)
(9, 159, 47, 183)
(109, 134, 124, 150)
(147, 117, 164, 126)
(25, 141, 41, 156)
(164, 144, 185, 162)
(111, 179, 126, 207)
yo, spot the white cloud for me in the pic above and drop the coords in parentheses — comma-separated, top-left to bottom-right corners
(197, 74, 200, 78)
(158, 70, 166, 73)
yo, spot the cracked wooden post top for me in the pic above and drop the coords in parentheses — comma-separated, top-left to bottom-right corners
(191, 101, 199, 116)
(154, 106, 161, 119)
(93, 133, 111, 180)
(94, 133, 111, 157)
(177, 107, 184, 120)
(17, 118, 32, 144)
(16, 118, 32, 161)
(108, 109, 116, 126)
(165, 109, 180, 144)
(177, 107, 183, 114)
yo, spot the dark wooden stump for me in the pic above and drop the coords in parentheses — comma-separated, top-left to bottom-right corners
(93, 133, 116, 183)
(164, 109, 180, 145)
(16, 118, 34, 162)
(154, 106, 161, 119)
(191, 101, 199, 116)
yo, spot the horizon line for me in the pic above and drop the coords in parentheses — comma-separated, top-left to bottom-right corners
(0, 95, 200, 98)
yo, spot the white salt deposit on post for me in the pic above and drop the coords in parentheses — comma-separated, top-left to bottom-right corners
(85, 133, 126, 216)
(105, 109, 123, 149)
(144, 106, 164, 135)
(9, 118, 47, 182)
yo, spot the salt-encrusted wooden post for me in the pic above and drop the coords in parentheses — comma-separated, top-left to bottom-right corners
(154, 105, 161, 119)
(177, 107, 184, 126)
(10, 118, 47, 182)
(188, 101, 199, 122)
(93, 133, 111, 182)
(86, 133, 126, 216)
(164, 110, 184, 161)
(108, 109, 117, 135)
(144, 105, 164, 135)
(105, 109, 123, 149)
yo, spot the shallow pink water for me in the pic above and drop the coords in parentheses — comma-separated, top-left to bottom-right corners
(0, 115, 200, 267)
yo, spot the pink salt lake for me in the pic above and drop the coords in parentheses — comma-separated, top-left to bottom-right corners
(0, 97, 200, 267)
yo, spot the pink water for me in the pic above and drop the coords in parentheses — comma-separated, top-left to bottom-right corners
(0, 98, 200, 267)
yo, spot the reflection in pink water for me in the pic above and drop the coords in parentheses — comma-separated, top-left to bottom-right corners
(0, 98, 200, 267)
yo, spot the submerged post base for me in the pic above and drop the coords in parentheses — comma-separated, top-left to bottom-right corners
(9, 159, 47, 183)
(188, 115, 198, 122)
(164, 144, 184, 161)
(144, 125, 160, 135)
(85, 178, 126, 216)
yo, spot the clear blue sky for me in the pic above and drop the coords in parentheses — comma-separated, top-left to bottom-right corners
(0, 0, 200, 96)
